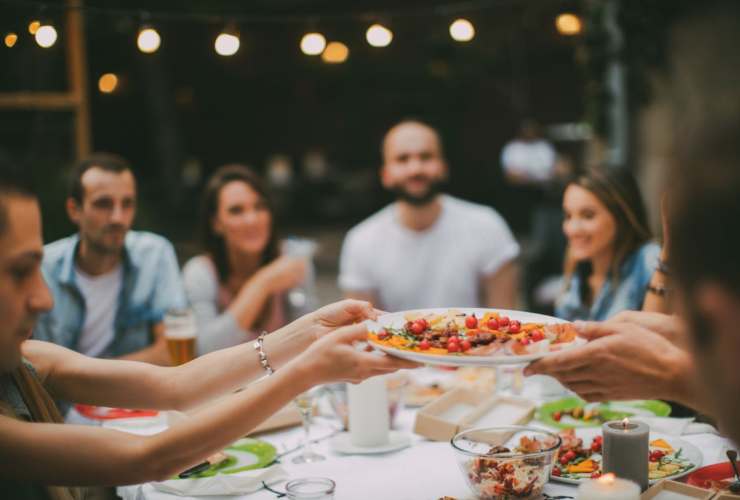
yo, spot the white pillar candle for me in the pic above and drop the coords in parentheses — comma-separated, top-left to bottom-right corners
(576, 473, 641, 500)
(347, 376, 390, 447)
(602, 419, 650, 491)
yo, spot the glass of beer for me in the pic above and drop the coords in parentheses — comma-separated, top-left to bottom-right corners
(164, 308, 197, 365)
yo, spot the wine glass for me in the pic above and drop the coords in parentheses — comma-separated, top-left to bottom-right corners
(292, 386, 325, 464)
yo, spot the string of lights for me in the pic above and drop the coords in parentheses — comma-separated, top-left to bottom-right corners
(2, 0, 583, 83)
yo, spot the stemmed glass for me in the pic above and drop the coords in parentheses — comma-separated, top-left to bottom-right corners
(292, 386, 325, 464)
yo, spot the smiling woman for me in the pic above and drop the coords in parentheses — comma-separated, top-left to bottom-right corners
(555, 167, 659, 321)
(182, 165, 308, 354)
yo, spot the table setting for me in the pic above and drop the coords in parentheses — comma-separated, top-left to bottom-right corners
(101, 308, 737, 500)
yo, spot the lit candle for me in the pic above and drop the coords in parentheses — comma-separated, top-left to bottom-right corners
(602, 418, 650, 491)
(576, 473, 641, 500)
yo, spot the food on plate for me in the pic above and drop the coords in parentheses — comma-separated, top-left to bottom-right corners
(550, 405, 632, 425)
(550, 429, 695, 481)
(452, 367, 497, 393)
(369, 309, 578, 357)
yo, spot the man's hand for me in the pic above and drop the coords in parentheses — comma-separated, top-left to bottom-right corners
(263, 300, 377, 370)
(525, 314, 696, 405)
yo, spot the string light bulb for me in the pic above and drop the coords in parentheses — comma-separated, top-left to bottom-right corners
(214, 31, 240, 56)
(28, 20, 40, 35)
(555, 13, 583, 36)
(98, 73, 119, 94)
(35, 24, 58, 48)
(321, 41, 349, 64)
(4, 32, 18, 48)
(137, 26, 161, 54)
(300, 32, 326, 56)
(366, 23, 393, 48)
(449, 18, 475, 42)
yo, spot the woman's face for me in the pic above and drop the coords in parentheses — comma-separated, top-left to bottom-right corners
(213, 180, 272, 257)
(562, 184, 617, 262)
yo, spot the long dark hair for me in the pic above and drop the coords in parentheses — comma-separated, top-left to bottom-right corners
(563, 166, 652, 304)
(199, 164, 279, 284)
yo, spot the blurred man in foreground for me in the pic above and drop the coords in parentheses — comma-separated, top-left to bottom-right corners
(528, 1, 740, 443)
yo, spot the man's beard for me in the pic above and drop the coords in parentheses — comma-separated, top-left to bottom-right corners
(87, 225, 128, 255)
(391, 178, 444, 207)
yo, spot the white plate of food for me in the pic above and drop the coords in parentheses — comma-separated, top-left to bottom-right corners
(550, 427, 702, 485)
(367, 308, 585, 366)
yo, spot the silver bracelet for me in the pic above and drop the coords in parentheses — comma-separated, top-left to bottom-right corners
(253, 332, 274, 375)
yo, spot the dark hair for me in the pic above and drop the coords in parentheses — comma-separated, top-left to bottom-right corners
(68, 152, 132, 204)
(563, 166, 652, 304)
(0, 151, 36, 237)
(199, 164, 279, 283)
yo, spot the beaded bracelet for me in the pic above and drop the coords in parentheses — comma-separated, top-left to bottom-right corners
(253, 332, 274, 375)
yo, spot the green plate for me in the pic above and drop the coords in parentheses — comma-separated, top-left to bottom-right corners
(179, 438, 277, 479)
(536, 397, 671, 429)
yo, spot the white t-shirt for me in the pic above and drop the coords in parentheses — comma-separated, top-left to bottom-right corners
(338, 195, 520, 311)
(74, 265, 123, 357)
(500, 139, 556, 182)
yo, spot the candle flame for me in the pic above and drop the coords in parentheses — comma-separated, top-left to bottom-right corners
(598, 473, 616, 485)
(621, 417, 630, 428)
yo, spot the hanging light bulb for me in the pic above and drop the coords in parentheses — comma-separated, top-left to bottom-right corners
(300, 32, 326, 56)
(28, 20, 40, 35)
(555, 13, 583, 36)
(449, 18, 475, 42)
(98, 73, 119, 94)
(321, 41, 349, 64)
(215, 31, 240, 56)
(4, 32, 18, 48)
(137, 26, 161, 54)
(35, 24, 58, 48)
(366, 23, 393, 48)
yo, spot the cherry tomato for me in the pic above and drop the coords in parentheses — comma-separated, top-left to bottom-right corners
(552, 411, 563, 422)
(509, 320, 521, 333)
(591, 472, 602, 479)
(591, 441, 602, 453)
(410, 321, 425, 335)
(377, 329, 389, 340)
(486, 318, 499, 330)
(448, 336, 459, 344)
(418, 318, 429, 329)
(531, 329, 545, 342)
(520, 338, 531, 346)
(419, 339, 431, 350)
(552, 467, 562, 477)
(559, 455, 570, 465)
(461, 340, 472, 352)
(447, 342, 460, 353)
(465, 315, 478, 329)
(499, 316, 510, 327)
(593, 435, 603, 444)
(649, 450, 665, 462)
(564, 450, 577, 462)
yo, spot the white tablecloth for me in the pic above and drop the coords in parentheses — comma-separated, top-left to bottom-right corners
(112, 373, 732, 500)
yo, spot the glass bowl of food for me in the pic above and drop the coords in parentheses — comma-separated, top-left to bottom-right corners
(451, 426, 561, 500)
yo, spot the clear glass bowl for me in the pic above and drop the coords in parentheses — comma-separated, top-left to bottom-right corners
(451, 426, 562, 500)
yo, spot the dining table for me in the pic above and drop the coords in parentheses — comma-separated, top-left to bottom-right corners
(97, 369, 733, 500)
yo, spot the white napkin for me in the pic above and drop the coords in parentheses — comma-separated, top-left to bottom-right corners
(150, 464, 287, 496)
(634, 417, 696, 435)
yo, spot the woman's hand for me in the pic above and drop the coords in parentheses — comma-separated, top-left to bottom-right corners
(256, 256, 307, 294)
(290, 322, 419, 385)
(263, 299, 378, 370)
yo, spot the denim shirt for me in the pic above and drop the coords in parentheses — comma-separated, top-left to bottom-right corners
(33, 230, 187, 357)
(555, 242, 661, 322)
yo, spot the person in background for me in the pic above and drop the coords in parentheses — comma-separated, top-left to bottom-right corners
(339, 119, 520, 311)
(501, 119, 557, 186)
(555, 166, 662, 321)
(34, 153, 185, 365)
(0, 155, 416, 498)
(183, 165, 308, 355)
(529, 2, 740, 435)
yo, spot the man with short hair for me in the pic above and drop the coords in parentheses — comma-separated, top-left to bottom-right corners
(339, 120, 520, 311)
(34, 153, 186, 365)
